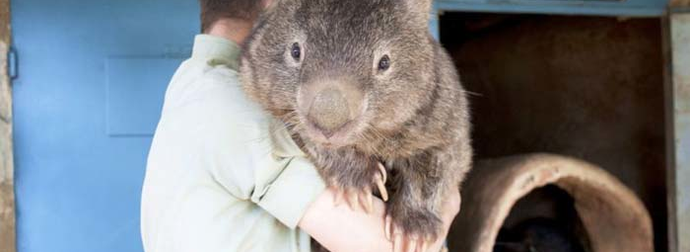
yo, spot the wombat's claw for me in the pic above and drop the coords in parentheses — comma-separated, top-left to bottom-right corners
(376, 162, 389, 202)
(386, 216, 434, 252)
(331, 163, 387, 213)
(333, 187, 374, 213)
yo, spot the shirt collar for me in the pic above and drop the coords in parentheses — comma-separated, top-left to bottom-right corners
(192, 34, 242, 71)
(270, 119, 307, 159)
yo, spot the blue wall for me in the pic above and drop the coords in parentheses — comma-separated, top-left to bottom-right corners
(11, 1, 199, 251)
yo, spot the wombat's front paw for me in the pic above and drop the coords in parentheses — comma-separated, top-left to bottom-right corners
(330, 163, 388, 213)
(385, 208, 442, 252)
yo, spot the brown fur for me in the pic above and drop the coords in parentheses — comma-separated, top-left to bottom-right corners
(240, 0, 472, 243)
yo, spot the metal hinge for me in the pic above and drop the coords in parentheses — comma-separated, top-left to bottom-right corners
(7, 46, 18, 80)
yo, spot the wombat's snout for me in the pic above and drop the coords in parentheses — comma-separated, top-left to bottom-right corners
(299, 79, 365, 139)
(309, 88, 350, 136)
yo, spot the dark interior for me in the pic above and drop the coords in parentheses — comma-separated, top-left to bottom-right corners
(439, 13, 667, 252)
(494, 185, 591, 252)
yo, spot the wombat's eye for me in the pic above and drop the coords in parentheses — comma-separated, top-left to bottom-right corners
(378, 55, 390, 71)
(291, 43, 301, 61)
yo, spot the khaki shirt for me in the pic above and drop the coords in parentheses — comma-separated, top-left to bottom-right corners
(141, 35, 325, 252)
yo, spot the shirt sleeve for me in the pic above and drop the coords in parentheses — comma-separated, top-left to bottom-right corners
(184, 70, 326, 230)
(205, 112, 325, 230)
(250, 119, 326, 229)
(253, 156, 325, 229)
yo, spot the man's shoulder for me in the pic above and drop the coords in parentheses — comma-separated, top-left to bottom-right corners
(159, 60, 269, 135)
(195, 61, 239, 84)
(166, 60, 252, 110)
(169, 59, 240, 97)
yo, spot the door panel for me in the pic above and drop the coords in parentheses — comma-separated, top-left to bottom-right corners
(11, 1, 198, 251)
(106, 57, 182, 136)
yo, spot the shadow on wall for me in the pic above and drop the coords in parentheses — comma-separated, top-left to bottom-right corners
(440, 14, 666, 252)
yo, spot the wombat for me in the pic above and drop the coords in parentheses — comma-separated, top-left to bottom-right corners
(240, 0, 472, 250)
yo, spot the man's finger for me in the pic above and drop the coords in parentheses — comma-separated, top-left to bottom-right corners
(393, 234, 404, 252)
(405, 238, 417, 252)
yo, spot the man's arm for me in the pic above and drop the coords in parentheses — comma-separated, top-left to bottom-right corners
(298, 188, 460, 252)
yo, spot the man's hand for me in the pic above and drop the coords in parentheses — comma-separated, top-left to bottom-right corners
(299, 187, 461, 252)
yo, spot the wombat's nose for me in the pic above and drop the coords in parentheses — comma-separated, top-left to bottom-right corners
(308, 88, 351, 137)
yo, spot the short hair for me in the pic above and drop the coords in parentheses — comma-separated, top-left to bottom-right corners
(199, 0, 264, 33)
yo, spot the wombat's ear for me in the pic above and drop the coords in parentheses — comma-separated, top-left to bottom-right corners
(404, 0, 433, 25)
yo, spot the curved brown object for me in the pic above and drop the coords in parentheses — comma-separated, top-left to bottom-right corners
(448, 153, 654, 252)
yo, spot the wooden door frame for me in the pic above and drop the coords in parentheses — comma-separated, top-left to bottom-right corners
(0, 0, 14, 252)
(666, 2, 689, 252)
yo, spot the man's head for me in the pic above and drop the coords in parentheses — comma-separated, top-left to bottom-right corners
(198, 0, 268, 33)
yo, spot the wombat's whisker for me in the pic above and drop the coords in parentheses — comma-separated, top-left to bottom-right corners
(368, 126, 389, 142)
(415, 84, 482, 97)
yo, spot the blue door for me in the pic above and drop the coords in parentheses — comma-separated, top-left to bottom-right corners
(11, 1, 199, 251)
